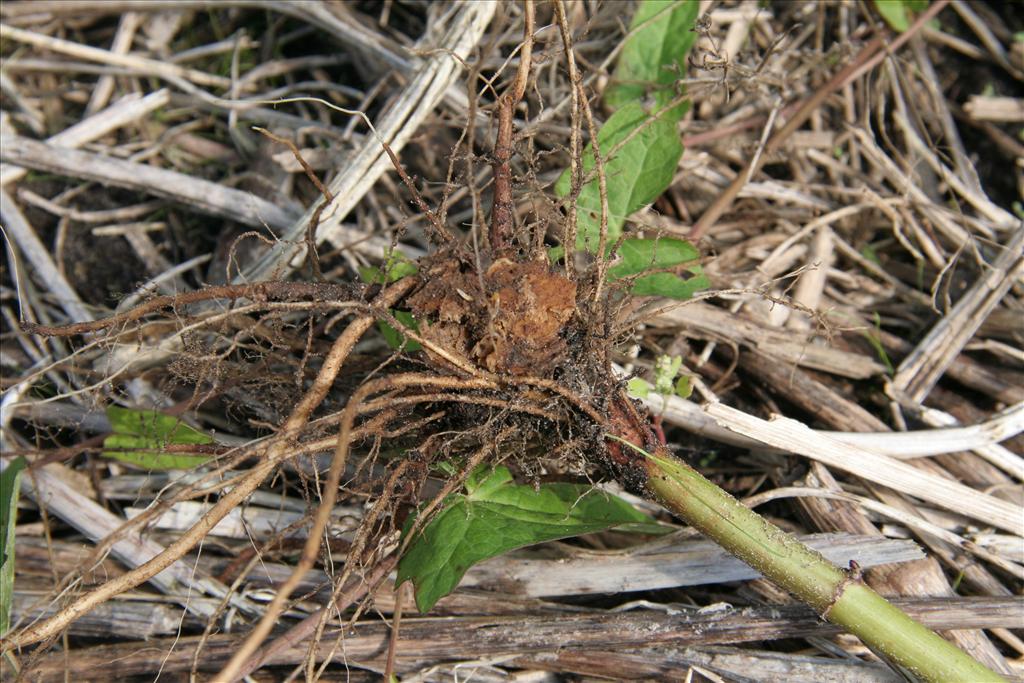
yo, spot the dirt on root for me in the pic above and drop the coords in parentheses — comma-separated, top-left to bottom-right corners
(409, 251, 579, 377)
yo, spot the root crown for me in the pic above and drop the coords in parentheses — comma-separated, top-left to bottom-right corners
(409, 255, 577, 377)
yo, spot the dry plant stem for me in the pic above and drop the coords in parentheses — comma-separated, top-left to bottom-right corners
(638, 380, 1023, 531)
(577, 83, 610, 301)
(489, 0, 534, 257)
(0, 135, 298, 232)
(17, 596, 1021, 680)
(892, 228, 1024, 404)
(553, 0, 581, 275)
(0, 23, 231, 89)
(236, 424, 501, 680)
(304, 461, 419, 682)
(384, 582, 407, 682)
(0, 89, 170, 187)
(21, 282, 355, 336)
(691, 0, 950, 239)
(242, 440, 498, 680)
(379, 142, 454, 245)
(190, 553, 265, 681)
(237, 0, 499, 281)
(2, 460, 254, 624)
(703, 402, 1022, 535)
(489, 97, 518, 256)
(231, 557, 398, 682)
(218, 373, 495, 680)
(845, 0, 954, 90)
(3, 462, 279, 653)
(0, 279, 415, 652)
(84, 11, 140, 114)
(252, 126, 334, 280)
(690, 34, 882, 238)
(1, 187, 93, 324)
(623, 441, 1007, 682)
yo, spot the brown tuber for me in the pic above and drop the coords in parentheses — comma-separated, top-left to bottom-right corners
(409, 254, 577, 377)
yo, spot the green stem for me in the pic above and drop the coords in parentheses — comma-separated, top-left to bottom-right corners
(608, 436, 1005, 682)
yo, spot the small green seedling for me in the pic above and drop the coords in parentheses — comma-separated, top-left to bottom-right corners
(627, 354, 693, 401)
(358, 251, 421, 350)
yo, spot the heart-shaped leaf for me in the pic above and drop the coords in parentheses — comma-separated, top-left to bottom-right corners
(604, 0, 702, 112)
(608, 236, 709, 300)
(555, 103, 685, 252)
(397, 466, 667, 612)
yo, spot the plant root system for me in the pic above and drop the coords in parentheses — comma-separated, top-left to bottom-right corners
(3, 2, 1020, 681)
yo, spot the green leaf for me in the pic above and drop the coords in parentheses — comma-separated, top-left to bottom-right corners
(654, 354, 683, 395)
(609, 235, 699, 276)
(674, 375, 692, 399)
(627, 377, 650, 399)
(861, 243, 881, 266)
(378, 310, 422, 351)
(358, 253, 421, 351)
(628, 270, 709, 300)
(1, 457, 27, 635)
(873, 0, 929, 32)
(397, 465, 667, 612)
(605, 0, 702, 112)
(555, 103, 685, 251)
(358, 251, 418, 285)
(861, 312, 895, 376)
(103, 407, 213, 470)
(874, 0, 910, 31)
(554, 1, 703, 253)
(607, 237, 709, 300)
(433, 460, 458, 477)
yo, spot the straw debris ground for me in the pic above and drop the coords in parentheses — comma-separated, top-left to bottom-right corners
(0, 1, 1022, 681)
